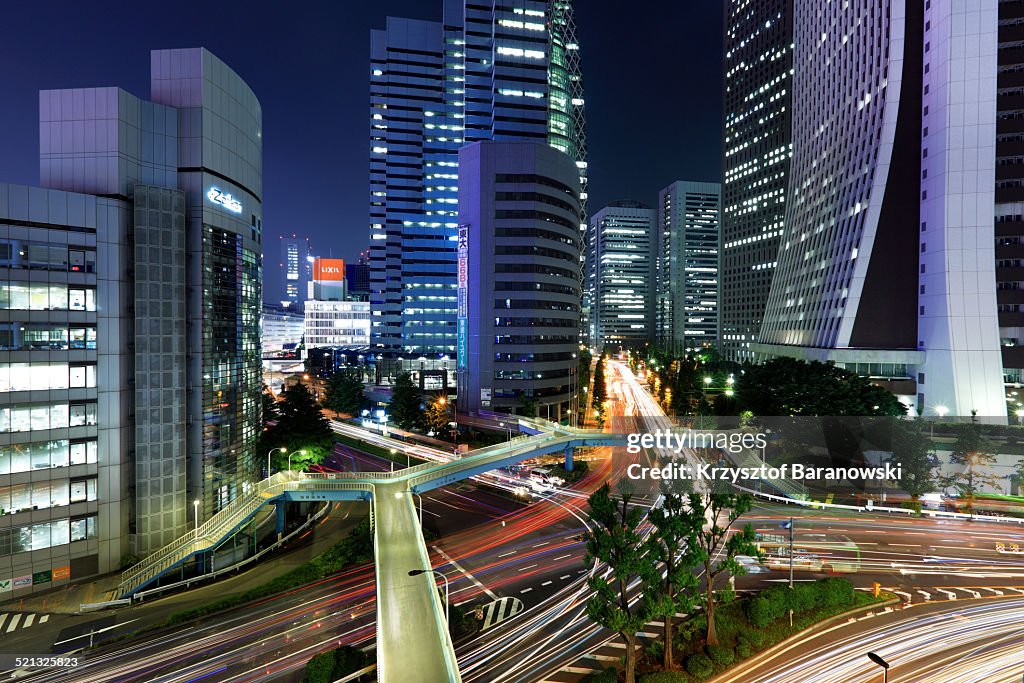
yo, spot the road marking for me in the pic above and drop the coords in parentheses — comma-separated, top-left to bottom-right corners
(497, 551, 517, 558)
(0, 615, 6, 631)
(1007, 588, 1024, 595)
(541, 580, 553, 586)
(955, 588, 982, 598)
(936, 589, 957, 600)
(6, 614, 21, 632)
(39, 615, 48, 624)
(532, 541, 550, 548)
(520, 587, 533, 594)
(981, 587, 1004, 596)
(553, 554, 573, 561)
(917, 590, 932, 601)
(432, 545, 499, 601)
(518, 564, 539, 572)
(888, 543, 921, 548)
(560, 575, 571, 580)
(22, 614, 34, 628)
(481, 596, 525, 630)
(892, 590, 913, 603)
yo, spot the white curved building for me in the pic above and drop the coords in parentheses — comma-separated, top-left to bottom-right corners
(754, 0, 1006, 418)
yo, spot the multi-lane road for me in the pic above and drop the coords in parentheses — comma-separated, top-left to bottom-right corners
(8, 358, 1024, 682)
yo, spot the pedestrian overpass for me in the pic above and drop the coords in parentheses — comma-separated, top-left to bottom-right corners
(116, 419, 628, 683)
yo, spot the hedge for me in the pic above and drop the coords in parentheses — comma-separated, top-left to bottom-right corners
(686, 652, 714, 679)
(640, 672, 689, 683)
(746, 577, 855, 628)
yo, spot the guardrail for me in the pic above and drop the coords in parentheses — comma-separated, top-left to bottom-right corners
(738, 483, 1024, 525)
(131, 499, 335, 603)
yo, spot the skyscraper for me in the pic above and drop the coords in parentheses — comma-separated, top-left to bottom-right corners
(588, 201, 655, 350)
(278, 236, 310, 311)
(368, 1, 586, 382)
(1, 48, 263, 594)
(457, 141, 581, 419)
(754, 0, 1006, 417)
(719, 0, 793, 363)
(656, 181, 721, 355)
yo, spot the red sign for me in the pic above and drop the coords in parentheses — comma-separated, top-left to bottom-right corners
(52, 565, 71, 580)
(313, 258, 346, 282)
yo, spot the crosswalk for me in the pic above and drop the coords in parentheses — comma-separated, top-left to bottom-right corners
(860, 585, 1024, 604)
(480, 596, 524, 631)
(0, 612, 50, 633)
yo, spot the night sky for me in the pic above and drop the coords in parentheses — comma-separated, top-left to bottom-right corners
(0, 1, 722, 297)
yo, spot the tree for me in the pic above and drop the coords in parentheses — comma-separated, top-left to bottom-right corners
(584, 482, 659, 683)
(944, 414, 999, 514)
(257, 383, 335, 471)
(591, 358, 607, 425)
(424, 394, 451, 436)
(323, 370, 366, 416)
(735, 357, 907, 417)
(680, 491, 761, 646)
(647, 477, 699, 671)
(388, 372, 422, 430)
(888, 418, 939, 500)
(517, 394, 538, 418)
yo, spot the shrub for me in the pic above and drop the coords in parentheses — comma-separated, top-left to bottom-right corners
(902, 500, 923, 514)
(646, 640, 664, 660)
(685, 652, 714, 680)
(706, 644, 734, 667)
(815, 578, 855, 608)
(302, 651, 336, 683)
(584, 666, 620, 683)
(787, 584, 817, 613)
(735, 634, 752, 659)
(640, 672, 689, 683)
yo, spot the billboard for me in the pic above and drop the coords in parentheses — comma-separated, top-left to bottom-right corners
(313, 258, 346, 282)
(457, 226, 469, 371)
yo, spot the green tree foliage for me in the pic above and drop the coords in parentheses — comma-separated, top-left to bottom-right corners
(888, 418, 939, 500)
(680, 492, 761, 646)
(388, 372, 422, 430)
(424, 394, 452, 435)
(258, 383, 334, 471)
(518, 394, 539, 418)
(591, 358, 607, 425)
(735, 357, 907, 416)
(302, 645, 373, 683)
(585, 482, 659, 683)
(943, 413, 1000, 513)
(323, 370, 366, 416)
(647, 477, 699, 671)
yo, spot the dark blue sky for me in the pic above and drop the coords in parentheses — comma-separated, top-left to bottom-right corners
(0, 1, 722, 271)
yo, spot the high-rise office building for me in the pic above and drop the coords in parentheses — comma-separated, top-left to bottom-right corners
(997, 1, 1024, 399)
(278, 236, 310, 311)
(0, 48, 263, 594)
(719, 0, 793, 363)
(656, 181, 721, 355)
(457, 141, 581, 419)
(588, 201, 655, 349)
(754, 0, 1006, 417)
(346, 255, 371, 301)
(368, 1, 586, 382)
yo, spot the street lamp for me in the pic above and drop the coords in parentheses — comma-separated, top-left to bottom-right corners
(266, 447, 287, 478)
(408, 568, 449, 625)
(1016, 408, 1024, 426)
(866, 651, 890, 683)
(193, 499, 200, 535)
(288, 449, 308, 471)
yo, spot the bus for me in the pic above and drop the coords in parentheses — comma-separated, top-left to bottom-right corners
(755, 533, 862, 574)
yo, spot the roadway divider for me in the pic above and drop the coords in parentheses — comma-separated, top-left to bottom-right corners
(736, 483, 1024, 525)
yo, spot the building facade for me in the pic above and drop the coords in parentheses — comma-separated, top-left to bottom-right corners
(304, 301, 372, 348)
(278, 236, 311, 311)
(588, 201, 654, 350)
(368, 1, 586, 384)
(719, 0, 793, 363)
(754, 0, 1006, 417)
(457, 141, 581, 419)
(262, 304, 305, 355)
(0, 48, 263, 594)
(656, 181, 721, 355)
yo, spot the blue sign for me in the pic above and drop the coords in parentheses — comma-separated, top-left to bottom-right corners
(206, 187, 243, 214)
(457, 318, 468, 369)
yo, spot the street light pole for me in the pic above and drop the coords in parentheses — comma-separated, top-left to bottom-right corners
(266, 447, 287, 479)
(866, 652, 890, 683)
(408, 568, 449, 625)
(789, 517, 795, 589)
(193, 499, 200, 535)
(288, 449, 307, 472)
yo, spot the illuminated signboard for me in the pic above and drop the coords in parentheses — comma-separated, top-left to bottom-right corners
(313, 257, 346, 282)
(457, 226, 469, 370)
(206, 187, 243, 214)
